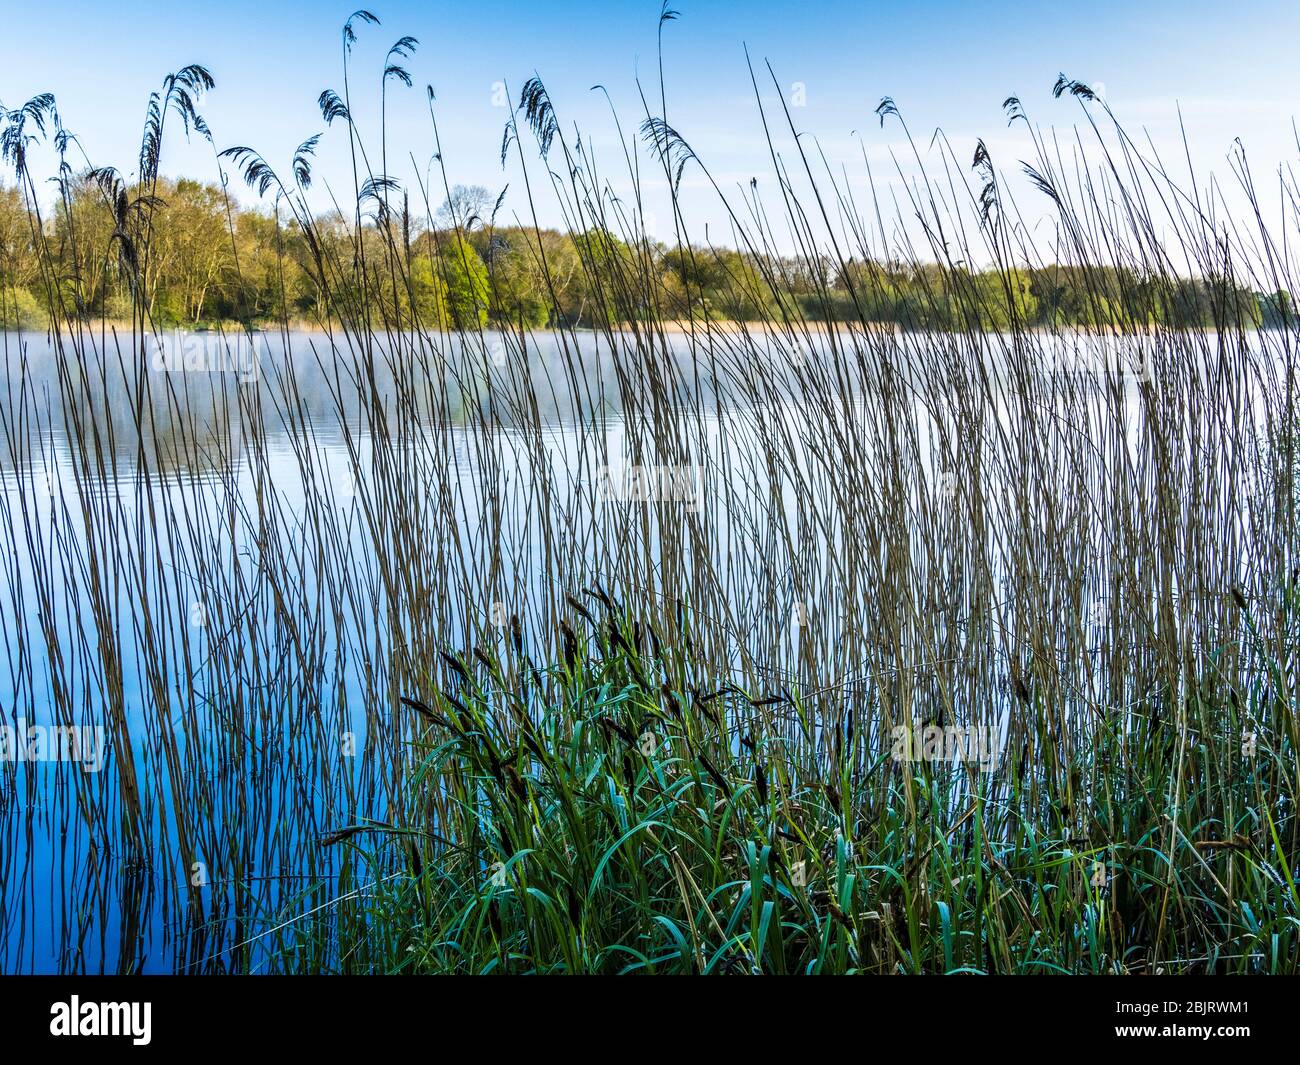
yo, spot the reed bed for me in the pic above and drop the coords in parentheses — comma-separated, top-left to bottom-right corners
(0, 11, 1297, 973)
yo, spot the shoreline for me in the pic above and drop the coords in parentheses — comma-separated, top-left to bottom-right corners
(3, 318, 1281, 339)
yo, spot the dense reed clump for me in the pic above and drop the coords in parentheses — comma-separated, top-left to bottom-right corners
(0, 9, 1297, 974)
(288, 587, 1300, 975)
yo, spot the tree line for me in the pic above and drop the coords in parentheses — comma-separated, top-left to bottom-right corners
(0, 177, 1291, 333)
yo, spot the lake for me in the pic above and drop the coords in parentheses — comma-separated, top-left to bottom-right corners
(0, 324, 1288, 972)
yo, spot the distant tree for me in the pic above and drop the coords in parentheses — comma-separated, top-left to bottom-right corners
(569, 229, 636, 325)
(434, 231, 489, 329)
(138, 178, 235, 323)
(1259, 289, 1294, 329)
(231, 210, 313, 321)
(435, 185, 493, 231)
(0, 285, 48, 330)
(52, 174, 117, 317)
(973, 268, 1037, 330)
(480, 230, 549, 329)
(407, 254, 450, 327)
(662, 246, 774, 322)
(0, 184, 42, 302)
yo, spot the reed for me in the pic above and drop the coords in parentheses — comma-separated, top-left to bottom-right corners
(0, 9, 1295, 974)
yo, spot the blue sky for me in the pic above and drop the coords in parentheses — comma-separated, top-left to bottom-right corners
(3, 0, 1299, 253)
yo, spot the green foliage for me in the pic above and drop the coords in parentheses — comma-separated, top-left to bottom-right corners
(1261, 289, 1295, 329)
(406, 254, 450, 327)
(0, 284, 47, 330)
(434, 231, 490, 330)
(663, 246, 773, 321)
(973, 268, 1038, 329)
(477, 228, 555, 330)
(297, 593, 1300, 975)
(0, 171, 1278, 333)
